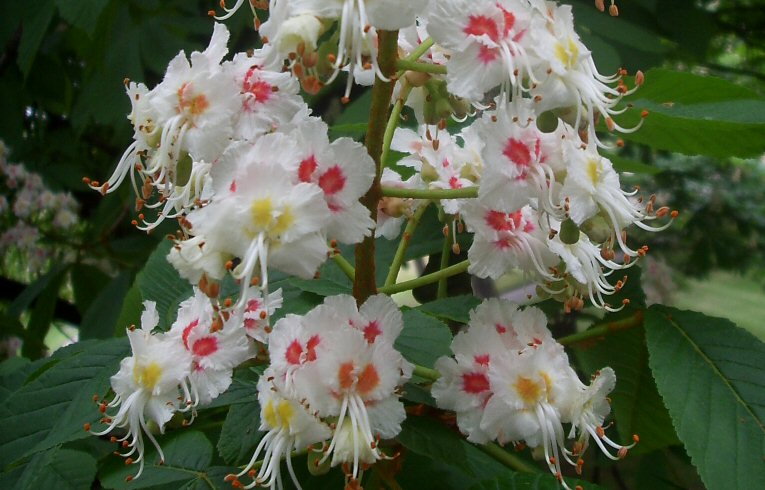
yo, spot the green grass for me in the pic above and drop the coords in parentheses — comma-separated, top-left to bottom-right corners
(673, 270, 765, 341)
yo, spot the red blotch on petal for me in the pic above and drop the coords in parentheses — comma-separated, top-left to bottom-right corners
(474, 354, 490, 366)
(363, 321, 382, 343)
(298, 156, 318, 183)
(192, 336, 218, 357)
(338, 362, 355, 390)
(357, 364, 380, 395)
(285, 340, 303, 365)
(462, 372, 491, 394)
(503, 138, 532, 168)
(182, 319, 200, 350)
(464, 15, 500, 42)
(318, 166, 346, 195)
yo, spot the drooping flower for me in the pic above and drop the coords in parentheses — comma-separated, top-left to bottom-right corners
(91, 301, 193, 480)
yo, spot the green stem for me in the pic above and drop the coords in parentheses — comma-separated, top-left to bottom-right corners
(378, 260, 469, 295)
(380, 81, 412, 171)
(384, 202, 431, 287)
(437, 223, 451, 299)
(332, 253, 355, 282)
(354, 29, 399, 305)
(558, 310, 644, 346)
(381, 186, 479, 199)
(478, 443, 538, 474)
(404, 37, 434, 62)
(412, 364, 440, 381)
(395, 59, 447, 75)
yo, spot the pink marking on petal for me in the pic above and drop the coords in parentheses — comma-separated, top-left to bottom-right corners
(182, 319, 200, 350)
(474, 354, 490, 366)
(192, 336, 218, 357)
(449, 176, 463, 189)
(485, 210, 513, 232)
(503, 138, 532, 168)
(478, 45, 499, 64)
(362, 320, 382, 343)
(285, 340, 303, 365)
(306, 335, 320, 362)
(318, 165, 346, 195)
(462, 372, 491, 394)
(464, 15, 500, 42)
(495, 323, 507, 334)
(298, 155, 318, 183)
(229, 180, 237, 193)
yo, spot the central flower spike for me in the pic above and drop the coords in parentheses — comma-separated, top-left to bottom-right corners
(238, 294, 412, 489)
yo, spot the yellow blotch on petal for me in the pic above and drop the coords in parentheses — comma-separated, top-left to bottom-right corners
(587, 158, 601, 185)
(133, 362, 163, 391)
(555, 38, 580, 69)
(514, 376, 543, 405)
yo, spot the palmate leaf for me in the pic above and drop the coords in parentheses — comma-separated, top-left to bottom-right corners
(644, 306, 765, 490)
(0, 338, 128, 469)
(13, 446, 97, 490)
(616, 69, 765, 158)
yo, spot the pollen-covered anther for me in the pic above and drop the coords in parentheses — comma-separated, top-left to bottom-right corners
(641, 110, 649, 119)
(442, 225, 449, 237)
(595, 0, 605, 11)
(617, 447, 629, 458)
(609, 4, 619, 16)
(452, 243, 461, 254)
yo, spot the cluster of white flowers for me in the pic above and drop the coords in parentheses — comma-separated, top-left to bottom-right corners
(432, 299, 636, 489)
(0, 141, 80, 276)
(89, 1, 673, 487)
(230, 294, 411, 489)
(92, 293, 254, 479)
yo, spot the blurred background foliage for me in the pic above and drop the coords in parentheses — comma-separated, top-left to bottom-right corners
(0, 1, 764, 488)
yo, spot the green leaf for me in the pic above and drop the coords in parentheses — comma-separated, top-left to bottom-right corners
(217, 401, 263, 465)
(644, 306, 765, 490)
(14, 447, 97, 490)
(80, 272, 132, 339)
(71, 265, 112, 315)
(470, 472, 606, 490)
(617, 69, 765, 158)
(23, 264, 69, 359)
(573, 325, 680, 455)
(396, 310, 452, 368)
(8, 263, 69, 318)
(605, 153, 663, 175)
(136, 241, 193, 329)
(17, 0, 56, 76)
(114, 281, 143, 336)
(288, 262, 352, 297)
(99, 430, 214, 489)
(57, 0, 110, 36)
(0, 338, 129, 468)
(397, 416, 472, 473)
(416, 295, 481, 324)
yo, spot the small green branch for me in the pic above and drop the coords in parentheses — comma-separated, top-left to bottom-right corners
(395, 59, 447, 75)
(384, 202, 431, 287)
(378, 260, 469, 295)
(380, 81, 412, 170)
(558, 310, 644, 346)
(381, 186, 479, 199)
(437, 225, 452, 299)
(332, 253, 355, 282)
(412, 364, 440, 381)
(403, 37, 434, 62)
(478, 443, 538, 474)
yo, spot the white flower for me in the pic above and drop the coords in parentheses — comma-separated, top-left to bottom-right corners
(91, 301, 193, 480)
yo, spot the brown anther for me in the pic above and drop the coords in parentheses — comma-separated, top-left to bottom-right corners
(432, 139, 440, 151)
(313, 270, 321, 279)
(224, 298, 233, 308)
(442, 225, 449, 237)
(327, 53, 337, 64)
(125, 458, 134, 465)
(670, 210, 679, 218)
(533, 95, 542, 103)
(122, 440, 130, 448)
(207, 9, 216, 16)
(618, 447, 629, 458)
(288, 52, 297, 61)
(624, 254, 632, 265)
(303, 51, 318, 68)
(224, 472, 237, 481)
(655, 206, 670, 218)
(138, 213, 145, 221)
(609, 4, 619, 16)
(301, 76, 323, 95)
(92, 394, 100, 402)
(549, 457, 557, 465)
(341, 96, 350, 104)
(491, 115, 498, 122)
(363, 62, 372, 70)
(260, 310, 268, 320)
(606, 117, 615, 131)
(595, 0, 605, 11)
(130, 219, 138, 226)
(225, 260, 234, 270)
(83, 422, 91, 431)
(292, 63, 304, 79)
(452, 243, 461, 255)
(99, 402, 108, 413)
(641, 110, 649, 118)
(596, 426, 605, 438)
(296, 41, 306, 57)
(251, 276, 260, 286)
(364, 24, 371, 33)
(633, 434, 640, 443)
(330, 239, 338, 248)
(82, 177, 91, 185)
(622, 298, 630, 305)
(110, 436, 117, 443)
(248, 469, 257, 477)
(575, 486, 584, 490)
(207, 281, 220, 298)
(125, 476, 134, 482)
(616, 139, 625, 147)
